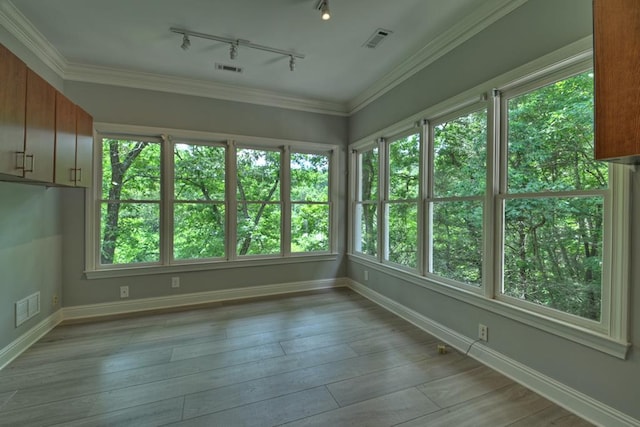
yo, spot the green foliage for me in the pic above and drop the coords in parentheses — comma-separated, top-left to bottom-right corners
(356, 147, 379, 256)
(387, 203, 417, 268)
(389, 134, 420, 200)
(291, 153, 330, 252)
(504, 71, 606, 320)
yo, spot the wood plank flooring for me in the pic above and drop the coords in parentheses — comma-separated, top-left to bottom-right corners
(0, 288, 593, 426)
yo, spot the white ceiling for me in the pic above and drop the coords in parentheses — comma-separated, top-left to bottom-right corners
(1, 0, 526, 114)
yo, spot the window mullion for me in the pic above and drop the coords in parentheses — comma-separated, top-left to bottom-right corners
(161, 134, 173, 266)
(282, 146, 291, 257)
(378, 137, 387, 264)
(423, 123, 434, 276)
(227, 139, 238, 261)
(484, 90, 501, 299)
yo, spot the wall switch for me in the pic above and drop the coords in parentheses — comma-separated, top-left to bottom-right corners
(171, 277, 180, 288)
(120, 286, 129, 298)
(478, 324, 488, 342)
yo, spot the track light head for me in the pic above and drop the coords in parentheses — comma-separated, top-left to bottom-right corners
(318, 0, 330, 20)
(289, 56, 296, 72)
(181, 34, 191, 50)
(230, 43, 238, 60)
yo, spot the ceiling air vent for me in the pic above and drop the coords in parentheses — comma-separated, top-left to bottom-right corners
(363, 28, 393, 49)
(215, 63, 243, 74)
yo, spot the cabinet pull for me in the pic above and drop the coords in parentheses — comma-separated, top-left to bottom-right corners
(76, 168, 82, 183)
(24, 154, 34, 173)
(15, 152, 25, 170)
(70, 168, 76, 183)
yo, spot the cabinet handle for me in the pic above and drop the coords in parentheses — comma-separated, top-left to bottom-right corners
(76, 168, 82, 183)
(70, 168, 76, 183)
(24, 154, 34, 173)
(15, 152, 25, 170)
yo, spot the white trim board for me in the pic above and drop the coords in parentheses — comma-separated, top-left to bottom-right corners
(63, 278, 347, 321)
(346, 279, 639, 427)
(0, 309, 64, 371)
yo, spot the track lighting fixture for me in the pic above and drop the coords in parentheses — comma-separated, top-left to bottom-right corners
(318, 0, 330, 21)
(170, 27, 304, 72)
(230, 43, 238, 60)
(181, 34, 190, 50)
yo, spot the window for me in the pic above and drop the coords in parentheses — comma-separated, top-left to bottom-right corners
(353, 146, 378, 257)
(498, 70, 608, 321)
(173, 142, 226, 261)
(91, 130, 337, 273)
(385, 132, 420, 268)
(236, 148, 281, 256)
(100, 138, 161, 265)
(290, 152, 330, 253)
(429, 109, 487, 285)
(349, 52, 629, 351)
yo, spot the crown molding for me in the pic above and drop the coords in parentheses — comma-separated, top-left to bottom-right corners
(347, 0, 530, 114)
(0, 0, 67, 77)
(64, 62, 349, 116)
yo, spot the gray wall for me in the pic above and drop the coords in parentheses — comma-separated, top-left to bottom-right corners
(61, 82, 348, 306)
(347, 0, 639, 421)
(0, 27, 66, 352)
(0, 182, 65, 351)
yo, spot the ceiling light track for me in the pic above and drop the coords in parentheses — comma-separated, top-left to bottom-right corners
(170, 27, 305, 71)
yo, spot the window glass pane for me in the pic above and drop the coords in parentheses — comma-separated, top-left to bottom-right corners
(386, 203, 417, 268)
(291, 153, 329, 202)
(433, 110, 487, 198)
(237, 148, 280, 201)
(503, 196, 604, 320)
(100, 202, 160, 265)
(174, 203, 225, 260)
(389, 134, 420, 200)
(507, 72, 607, 193)
(292, 203, 329, 252)
(359, 148, 378, 201)
(356, 203, 377, 256)
(101, 139, 161, 200)
(237, 203, 281, 256)
(174, 143, 225, 200)
(432, 200, 483, 285)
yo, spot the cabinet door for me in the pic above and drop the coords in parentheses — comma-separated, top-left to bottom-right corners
(25, 69, 55, 182)
(54, 93, 77, 186)
(0, 44, 27, 177)
(594, 0, 640, 162)
(75, 107, 93, 188)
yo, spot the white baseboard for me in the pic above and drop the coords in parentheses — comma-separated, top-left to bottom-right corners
(0, 309, 64, 371)
(63, 278, 347, 321)
(346, 279, 639, 427)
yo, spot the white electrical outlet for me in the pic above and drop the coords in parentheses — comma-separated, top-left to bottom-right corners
(364, 270, 369, 281)
(120, 286, 129, 298)
(478, 324, 488, 342)
(171, 277, 180, 288)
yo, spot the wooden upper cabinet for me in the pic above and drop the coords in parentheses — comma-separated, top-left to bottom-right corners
(75, 106, 94, 188)
(594, 0, 640, 163)
(0, 44, 27, 177)
(54, 92, 77, 186)
(25, 69, 56, 182)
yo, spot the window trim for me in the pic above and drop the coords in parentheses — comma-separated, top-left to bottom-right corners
(347, 37, 631, 359)
(86, 123, 339, 276)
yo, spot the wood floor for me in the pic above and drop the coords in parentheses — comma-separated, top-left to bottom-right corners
(0, 288, 593, 426)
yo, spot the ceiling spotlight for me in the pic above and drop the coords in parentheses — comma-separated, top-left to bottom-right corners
(289, 55, 296, 71)
(181, 33, 191, 50)
(318, 0, 330, 20)
(230, 42, 238, 60)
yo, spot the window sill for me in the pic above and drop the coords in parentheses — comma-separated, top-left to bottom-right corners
(85, 253, 340, 279)
(347, 254, 631, 360)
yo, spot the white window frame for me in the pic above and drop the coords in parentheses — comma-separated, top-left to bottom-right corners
(348, 39, 630, 359)
(86, 124, 339, 278)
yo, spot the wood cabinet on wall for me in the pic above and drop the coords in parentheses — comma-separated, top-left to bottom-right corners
(0, 43, 27, 178)
(0, 43, 93, 186)
(593, 0, 640, 163)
